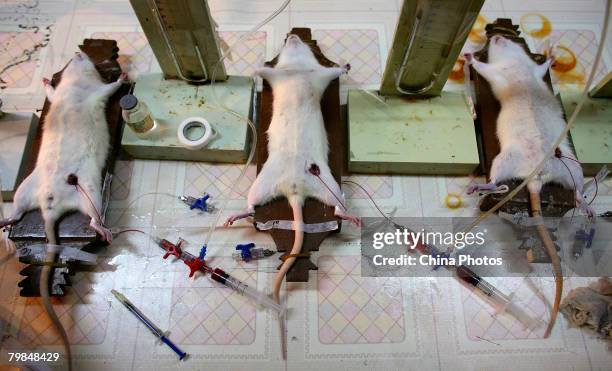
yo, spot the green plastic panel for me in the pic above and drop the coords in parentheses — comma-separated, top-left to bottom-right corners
(121, 73, 253, 163)
(348, 90, 479, 174)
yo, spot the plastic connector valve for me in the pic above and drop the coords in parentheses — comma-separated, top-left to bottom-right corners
(181, 245, 208, 278)
(235, 243, 256, 261)
(232, 243, 275, 262)
(185, 258, 206, 278)
(162, 239, 183, 260)
(576, 227, 596, 248)
(179, 194, 214, 212)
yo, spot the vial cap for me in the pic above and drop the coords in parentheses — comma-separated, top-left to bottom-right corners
(120, 94, 138, 110)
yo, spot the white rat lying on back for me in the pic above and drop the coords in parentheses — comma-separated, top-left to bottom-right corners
(0, 51, 126, 370)
(465, 35, 589, 213)
(224, 34, 360, 357)
(465, 35, 591, 338)
(1, 52, 125, 239)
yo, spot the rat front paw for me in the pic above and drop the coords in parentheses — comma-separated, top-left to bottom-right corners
(42, 77, 50, 86)
(118, 72, 128, 82)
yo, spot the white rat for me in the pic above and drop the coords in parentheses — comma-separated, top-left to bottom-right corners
(465, 35, 589, 211)
(464, 35, 591, 337)
(0, 51, 126, 370)
(224, 34, 360, 356)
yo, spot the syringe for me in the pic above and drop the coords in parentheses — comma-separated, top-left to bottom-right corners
(456, 266, 542, 330)
(207, 266, 284, 314)
(111, 290, 187, 360)
(406, 230, 541, 329)
(154, 237, 283, 314)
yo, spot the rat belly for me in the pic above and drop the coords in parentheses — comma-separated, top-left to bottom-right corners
(36, 102, 109, 201)
(493, 103, 582, 188)
(267, 106, 329, 162)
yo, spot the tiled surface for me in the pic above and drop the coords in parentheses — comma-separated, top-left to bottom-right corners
(461, 276, 549, 341)
(219, 31, 268, 76)
(169, 258, 258, 345)
(0, 31, 48, 90)
(317, 256, 404, 344)
(312, 29, 383, 85)
(89, 32, 153, 78)
(533, 29, 609, 89)
(0, 0, 611, 370)
(20, 260, 114, 346)
(184, 163, 257, 200)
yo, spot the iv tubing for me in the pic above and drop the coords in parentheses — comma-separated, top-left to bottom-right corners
(203, 0, 292, 248)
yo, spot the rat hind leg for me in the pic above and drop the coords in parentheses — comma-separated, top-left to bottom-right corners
(467, 151, 518, 195)
(75, 177, 112, 243)
(309, 164, 361, 227)
(0, 170, 40, 228)
(554, 156, 593, 217)
(224, 164, 281, 226)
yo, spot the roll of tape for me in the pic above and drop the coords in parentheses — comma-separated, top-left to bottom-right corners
(177, 117, 213, 150)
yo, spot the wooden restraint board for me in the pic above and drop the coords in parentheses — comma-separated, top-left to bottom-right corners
(471, 19, 574, 217)
(9, 39, 130, 246)
(253, 28, 344, 282)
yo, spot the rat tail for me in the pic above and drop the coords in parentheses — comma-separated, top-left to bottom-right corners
(41, 216, 72, 371)
(273, 195, 304, 302)
(273, 194, 304, 360)
(527, 183, 562, 339)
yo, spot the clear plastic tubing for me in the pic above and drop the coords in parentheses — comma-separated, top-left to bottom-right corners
(203, 0, 292, 249)
(209, 267, 283, 313)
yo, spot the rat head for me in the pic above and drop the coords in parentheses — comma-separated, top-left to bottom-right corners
(62, 51, 101, 82)
(276, 34, 319, 68)
(485, 35, 551, 93)
(487, 35, 533, 65)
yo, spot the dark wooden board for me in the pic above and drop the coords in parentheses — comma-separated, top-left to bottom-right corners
(253, 28, 344, 282)
(9, 39, 129, 245)
(480, 180, 574, 216)
(471, 19, 574, 217)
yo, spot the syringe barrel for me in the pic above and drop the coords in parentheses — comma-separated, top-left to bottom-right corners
(210, 268, 283, 313)
(457, 266, 540, 329)
(504, 300, 541, 330)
